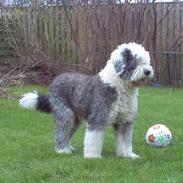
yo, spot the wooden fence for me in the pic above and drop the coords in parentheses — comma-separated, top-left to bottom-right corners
(0, 2, 183, 86)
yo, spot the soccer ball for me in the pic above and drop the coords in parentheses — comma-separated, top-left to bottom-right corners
(146, 124, 172, 147)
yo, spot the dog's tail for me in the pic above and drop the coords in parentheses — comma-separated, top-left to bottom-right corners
(19, 91, 52, 113)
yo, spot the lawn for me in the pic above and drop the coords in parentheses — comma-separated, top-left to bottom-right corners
(0, 86, 183, 183)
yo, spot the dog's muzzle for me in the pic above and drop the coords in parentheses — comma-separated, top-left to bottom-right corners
(143, 65, 154, 79)
(143, 69, 151, 76)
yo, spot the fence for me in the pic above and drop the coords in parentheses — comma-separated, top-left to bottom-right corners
(151, 52, 183, 87)
(0, 2, 183, 86)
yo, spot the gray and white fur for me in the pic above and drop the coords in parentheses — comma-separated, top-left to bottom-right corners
(19, 42, 154, 159)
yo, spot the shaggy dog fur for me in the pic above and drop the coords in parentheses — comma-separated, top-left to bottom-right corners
(19, 42, 154, 159)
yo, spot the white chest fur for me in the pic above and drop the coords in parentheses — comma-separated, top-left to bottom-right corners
(99, 61, 139, 124)
(108, 86, 138, 124)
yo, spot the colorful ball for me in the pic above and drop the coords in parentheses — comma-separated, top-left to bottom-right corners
(146, 124, 172, 147)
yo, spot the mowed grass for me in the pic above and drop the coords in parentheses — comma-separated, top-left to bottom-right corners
(0, 86, 183, 183)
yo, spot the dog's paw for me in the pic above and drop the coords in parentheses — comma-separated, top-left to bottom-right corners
(84, 153, 102, 159)
(123, 152, 140, 159)
(55, 147, 72, 154)
(70, 144, 77, 151)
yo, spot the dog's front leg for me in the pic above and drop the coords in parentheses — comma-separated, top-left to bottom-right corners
(84, 128, 105, 159)
(84, 109, 108, 159)
(114, 122, 140, 159)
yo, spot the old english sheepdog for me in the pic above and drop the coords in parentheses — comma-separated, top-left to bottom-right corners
(19, 42, 154, 159)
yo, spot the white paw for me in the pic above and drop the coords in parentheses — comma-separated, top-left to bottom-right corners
(55, 147, 72, 154)
(84, 153, 102, 159)
(70, 144, 77, 151)
(123, 152, 140, 159)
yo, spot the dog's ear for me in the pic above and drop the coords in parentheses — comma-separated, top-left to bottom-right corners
(114, 48, 134, 76)
(122, 48, 133, 65)
(123, 48, 137, 72)
(114, 59, 125, 76)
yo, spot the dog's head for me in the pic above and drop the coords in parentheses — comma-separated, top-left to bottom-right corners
(111, 42, 154, 85)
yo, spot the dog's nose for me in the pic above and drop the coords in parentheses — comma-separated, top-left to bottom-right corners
(144, 69, 151, 76)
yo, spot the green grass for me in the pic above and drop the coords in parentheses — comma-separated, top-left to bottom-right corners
(0, 86, 183, 183)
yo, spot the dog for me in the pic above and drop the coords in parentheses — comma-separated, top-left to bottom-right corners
(19, 42, 154, 159)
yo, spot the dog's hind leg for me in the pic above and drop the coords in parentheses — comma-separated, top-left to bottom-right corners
(54, 102, 76, 154)
(68, 116, 82, 151)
